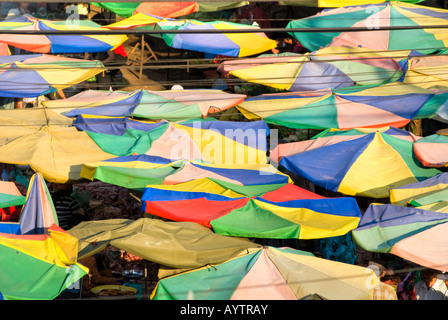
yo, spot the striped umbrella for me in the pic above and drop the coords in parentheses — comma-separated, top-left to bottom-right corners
(0, 224, 88, 300)
(413, 134, 448, 168)
(390, 172, 448, 207)
(286, 2, 448, 54)
(85, 120, 269, 165)
(279, 131, 441, 198)
(151, 246, 389, 300)
(43, 88, 247, 120)
(95, 2, 249, 18)
(154, 18, 276, 57)
(352, 203, 448, 272)
(0, 19, 127, 53)
(0, 54, 105, 98)
(218, 47, 403, 92)
(141, 178, 362, 239)
(237, 82, 448, 130)
(81, 155, 290, 190)
(270, 126, 420, 163)
(0, 181, 26, 209)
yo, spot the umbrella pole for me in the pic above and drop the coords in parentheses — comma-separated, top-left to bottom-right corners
(126, 35, 158, 79)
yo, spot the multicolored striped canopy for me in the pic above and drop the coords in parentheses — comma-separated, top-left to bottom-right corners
(237, 83, 448, 130)
(0, 19, 127, 53)
(86, 120, 269, 164)
(390, 172, 448, 207)
(95, 1, 249, 18)
(0, 109, 115, 183)
(73, 115, 163, 135)
(280, 0, 424, 6)
(413, 134, 448, 167)
(141, 178, 362, 239)
(279, 131, 441, 198)
(0, 224, 88, 300)
(155, 19, 277, 57)
(0, 54, 105, 98)
(218, 47, 403, 91)
(400, 54, 448, 89)
(286, 2, 448, 54)
(43, 88, 247, 120)
(0, 181, 25, 209)
(352, 203, 448, 272)
(81, 155, 290, 190)
(18, 173, 58, 235)
(270, 126, 420, 163)
(151, 246, 388, 300)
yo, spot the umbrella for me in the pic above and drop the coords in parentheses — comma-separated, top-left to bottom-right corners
(218, 47, 403, 92)
(18, 173, 58, 235)
(151, 246, 390, 300)
(390, 172, 448, 207)
(279, 131, 441, 198)
(413, 134, 448, 168)
(0, 109, 115, 183)
(0, 53, 105, 98)
(352, 203, 448, 272)
(0, 224, 88, 300)
(0, 19, 127, 53)
(95, 2, 249, 18)
(68, 217, 261, 268)
(270, 126, 420, 163)
(73, 114, 165, 135)
(141, 177, 362, 239)
(400, 54, 448, 89)
(0, 181, 26, 209)
(43, 88, 247, 120)
(86, 120, 269, 164)
(286, 2, 448, 53)
(154, 18, 277, 57)
(279, 0, 425, 7)
(237, 82, 448, 130)
(81, 155, 290, 190)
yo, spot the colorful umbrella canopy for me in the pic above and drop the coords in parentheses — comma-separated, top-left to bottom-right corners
(0, 19, 127, 53)
(279, 0, 425, 7)
(390, 172, 448, 207)
(141, 177, 362, 239)
(0, 109, 115, 183)
(86, 120, 269, 164)
(151, 246, 389, 300)
(68, 217, 261, 268)
(81, 155, 290, 190)
(352, 203, 448, 272)
(279, 131, 441, 198)
(218, 47, 403, 91)
(0, 181, 26, 209)
(237, 82, 448, 130)
(72, 114, 164, 135)
(154, 19, 277, 57)
(400, 54, 448, 89)
(413, 134, 448, 168)
(0, 224, 88, 300)
(43, 88, 247, 120)
(95, 2, 249, 18)
(270, 126, 421, 163)
(0, 54, 105, 98)
(286, 2, 448, 53)
(18, 173, 58, 235)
